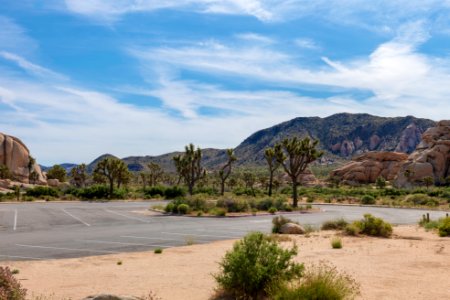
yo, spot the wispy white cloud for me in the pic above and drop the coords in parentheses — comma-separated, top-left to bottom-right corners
(236, 33, 274, 44)
(0, 16, 37, 54)
(0, 51, 68, 81)
(294, 38, 320, 50)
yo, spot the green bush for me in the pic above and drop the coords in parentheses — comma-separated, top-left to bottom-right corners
(193, 186, 219, 195)
(165, 203, 175, 213)
(438, 217, 450, 237)
(144, 186, 166, 198)
(331, 237, 342, 249)
(25, 186, 59, 198)
(0, 266, 27, 300)
(177, 204, 190, 215)
(344, 224, 361, 236)
(361, 195, 376, 205)
(272, 216, 297, 234)
(164, 186, 186, 199)
(273, 263, 359, 300)
(217, 197, 249, 212)
(210, 207, 227, 217)
(154, 248, 163, 254)
(321, 218, 348, 230)
(268, 207, 278, 214)
(214, 232, 303, 299)
(348, 214, 393, 238)
(66, 185, 127, 200)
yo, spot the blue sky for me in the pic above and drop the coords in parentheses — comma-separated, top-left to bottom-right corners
(1, 1, 450, 165)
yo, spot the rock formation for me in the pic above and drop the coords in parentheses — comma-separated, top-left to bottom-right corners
(0, 133, 46, 185)
(330, 152, 408, 185)
(395, 120, 450, 188)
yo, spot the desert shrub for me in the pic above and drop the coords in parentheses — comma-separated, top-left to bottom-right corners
(438, 217, 450, 237)
(164, 186, 186, 199)
(144, 186, 166, 198)
(321, 218, 348, 230)
(154, 248, 163, 254)
(331, 237, 342, 249)
(165, 203, 175, 213)
(273, 263, 359, 300)
(177, 203, 190, 215)
(233, 187, 262, 197)
(210, 207, 227, 217)
(66, 185, 124, 200)
(0, 266, 27, 300)
(344, 223, 361, 236)
(26, 186, 59, 198)
(349, 214, 393, 238)
(193, 186, 219, 195)
(361, 195, 376, 205)
(405, 194, 439, 206)
(217, 197, 250, 213)
(382, 188, 407, 197)
(214, 232, 303, 300)
(272, 216, 298, 234)
(268, 207, 278, 214)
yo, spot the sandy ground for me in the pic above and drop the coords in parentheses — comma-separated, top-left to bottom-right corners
(4, 225, 450, 300)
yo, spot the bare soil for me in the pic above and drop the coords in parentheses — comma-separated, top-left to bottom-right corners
(4, 225, 450, 300)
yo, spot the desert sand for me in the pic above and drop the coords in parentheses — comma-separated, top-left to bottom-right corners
(4, 225, 450, 300)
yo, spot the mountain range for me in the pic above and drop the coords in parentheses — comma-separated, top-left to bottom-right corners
(43, 113, 436, 173)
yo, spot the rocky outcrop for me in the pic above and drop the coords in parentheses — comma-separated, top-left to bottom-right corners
(330, 152, 408, 185)
(298, 169, 320, 186)
(395, 123, 423, 153)
(395, 120, 450, 188)
(0, 133, 46, 184)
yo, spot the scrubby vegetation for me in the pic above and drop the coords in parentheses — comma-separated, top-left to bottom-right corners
(0, 266, 27, 300)
(419, 215, 450, 237)
(321, 218, 348, 231)
(331, 237, 343, 249)
(345, 214, 393, 238)
(273, 263, 359, 300)
(272, 216, 298, 234)
(214, 232, 303, 299)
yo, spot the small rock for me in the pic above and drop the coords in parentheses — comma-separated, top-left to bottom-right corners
(83, 294, 139, 300)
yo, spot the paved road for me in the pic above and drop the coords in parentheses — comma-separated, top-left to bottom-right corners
(0, 201, 448, 261)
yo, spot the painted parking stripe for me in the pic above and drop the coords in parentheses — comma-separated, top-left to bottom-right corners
(80, 239, 170, 248)
(160, 232, 240, 239)
(13, 209, 17, 231)
(121, 235, 178, 241)
(16, 244, 118, 254)
(104, 209, 150, 223)
(61, 208, 91, 226)
(0, 254, 45, 260)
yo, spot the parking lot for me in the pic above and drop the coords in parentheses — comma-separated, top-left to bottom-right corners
(0, 201, 448, 261)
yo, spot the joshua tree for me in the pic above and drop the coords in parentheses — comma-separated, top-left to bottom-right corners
(375, 176, 386, 189)
(94, 157, 130, 198)
(218, 149, 237, 195)
(46, 165, 67, 182)
(0, 164, 12, 180)
(275, 137, 323, 207)
(264, 146, 281, 196)
(70, 164, 88, 188)
(242, 171, 256, 195)
(423, 176, 434, 190)
(173, 143, 205, 195)
(147, 162, 164, 187)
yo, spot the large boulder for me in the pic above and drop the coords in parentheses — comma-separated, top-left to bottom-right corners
(0, 133, 46, 184)
(279, 223, 305, 234)
(395, 120, 450, 188)
(330, 151, 408, 185)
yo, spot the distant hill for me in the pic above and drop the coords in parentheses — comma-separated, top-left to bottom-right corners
(68, 113, 436, 173)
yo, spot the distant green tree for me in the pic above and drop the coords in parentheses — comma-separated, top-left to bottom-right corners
(70, 164, 88, 188)
(275, 137, 323, 207)
(218, 149, 237, 196)
(173, 143, 205, 195)
(46, 165, 67, 182)
(375, 176, 386, 189)
(264, 146, 281, 196)
(93, 158, 130, 198)
(242, 171, 256, 195)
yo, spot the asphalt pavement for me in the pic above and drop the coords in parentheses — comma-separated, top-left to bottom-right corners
(0, 201, 448, 261)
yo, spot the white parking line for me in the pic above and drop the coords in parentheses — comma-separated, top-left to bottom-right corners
(0, 254, 45, 260)
(121, 235, 178, 241)
(13, 209, 17, 231)
(81, 239, 170, 248)
(104, 209, 150, 223)
(160, 232, 240, 239)
(16, 244, 118, 254)
(61, 208, 91, 226)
